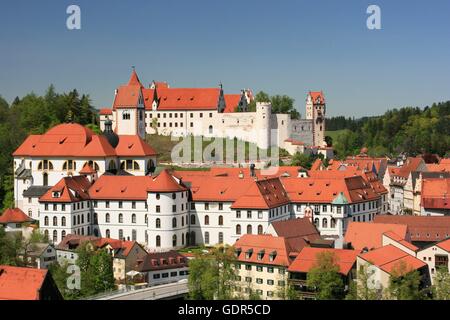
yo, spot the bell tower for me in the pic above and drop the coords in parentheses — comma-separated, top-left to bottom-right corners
(306, 91, 326, 146)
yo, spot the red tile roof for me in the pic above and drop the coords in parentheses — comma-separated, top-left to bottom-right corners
(284, 138, 305, 146)
(224, 94, 241, 113)
(135, 250, 187, 272)
(391, 157, 425, 179)
(234, 234, 291, 267)
(436, 238, 450, 252)
(79, 163, 96, 175)
(344, 222, 408, 251)
(113, 85, 142, 109)
(40, 176, 91, 203)
(13, 123, 116, 157)
(0, 265, 48, 300)
(270, 218, 321, 253)
(421, 178, 450, 209)
(383, 231, 419, 252)
(231, 178, 290, 209)
(309, 91, 325, 104)
(128, 69, 144, 88)
(374, 215, 450, 242)
(143, 87, 220, 111)
(99, 108, 113, 115)
(358, 245, 427, 275)
(89, 170, 185, 200)
(0, 208, 33, 224)
(114, 135, 157, 157)
(288, 247, 359, 276)
(282, 175, 380, 204)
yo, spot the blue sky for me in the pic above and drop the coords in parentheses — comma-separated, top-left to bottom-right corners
(0, 0, 449, 117)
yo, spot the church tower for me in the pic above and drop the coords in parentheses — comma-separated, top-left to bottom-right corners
(306, 91, 326, 146)
(112, 68, 146, 138)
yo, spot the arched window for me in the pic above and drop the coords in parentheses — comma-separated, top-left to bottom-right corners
(94, 229, 99, 237)
(73, 216, 76, 225)
(94, 212, 98, 224)
(172, 217, 177, 228)
(218, 232, 223, 244)
(38, 160, 54, 171)
(121, 160, 140, 171)
(204, 215, 210, 225)
(247, 225, 252, 235)
(331, 218, 336, 228)
(191, 215, 196, 225)
(132, 214, 136, 224)
(208, 125, 213, 134)
(119, 213, 123, 223)
(205, 232, 210, 244)
(314, 218, 319, 227)
(44, 230, 49, 240)
(53, 216, 57, 226)
(105, 229, 110, 238)
(105, 213, 110, 223)
(61, 217, 66, 226)
(62, 160, 76, 171)
(172, 235, 177, 247)
(236, 224, 241, 235)
(28, 209, 32, 218)
(322, 218, 328, 228)
(53, 230, 58, 243)
(44, 216, 49, 226)
(182, 233, 185, 245)
(43, 173, 48, 186)
(258, 225, 263, 235)
(156, 218, 161, 228)
(186, 233, 190, 246)
(218, 215, 223, 226)
(87, 226, 90, 235)
(108, 160, 116, 171)
(61, 230, 66, 240)
(81, 215, 84, 224)
(181, 216, 184, 226)
(156, 235, 161, 247)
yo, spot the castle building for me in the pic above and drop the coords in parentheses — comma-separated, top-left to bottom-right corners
(99, 70, 327, 153)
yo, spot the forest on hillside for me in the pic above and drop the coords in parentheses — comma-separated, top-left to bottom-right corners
(326, 102, 450, 159)
(0, 86, 98, 211)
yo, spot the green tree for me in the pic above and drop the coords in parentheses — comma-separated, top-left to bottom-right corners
(387, 261, 426, 300)
(188, 245, 237, 300)
(306, 251, 345, 300)
(90, 249, 115, 293)
(346, 265, 383, 300)
(432, 267, 450, 300)
(0, 226, 20, 265)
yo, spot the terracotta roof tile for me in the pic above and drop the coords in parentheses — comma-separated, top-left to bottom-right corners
(288, 247, 359, 276)
(344, 222, 408, 251)
(0, 265, 48, 300)
(0, 208, 33, 224)
(358, 245, 427, 275)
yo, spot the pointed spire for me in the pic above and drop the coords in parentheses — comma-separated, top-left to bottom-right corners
(153, 82, 159, 107)
(128, 66, 143, 87)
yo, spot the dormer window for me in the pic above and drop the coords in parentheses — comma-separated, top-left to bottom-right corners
(235, 248, 242, 257)
(52, 192, 60, 198)
(245, 248, 253, 259)
(269, 251, 277, 262)
(257, 250, 265, 261)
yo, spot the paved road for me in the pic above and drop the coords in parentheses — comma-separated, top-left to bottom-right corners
(98, 282, 188, 300)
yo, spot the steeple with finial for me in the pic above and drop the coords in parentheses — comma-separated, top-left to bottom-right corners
(128, 66, 143, 88)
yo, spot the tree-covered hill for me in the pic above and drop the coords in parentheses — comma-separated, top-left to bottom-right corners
(326, 101, 450, 159)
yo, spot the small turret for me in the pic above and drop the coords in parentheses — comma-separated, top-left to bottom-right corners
(103, 117, 119, 148)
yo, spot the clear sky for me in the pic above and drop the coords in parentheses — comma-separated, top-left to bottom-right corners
(1, 0, 449, 117)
